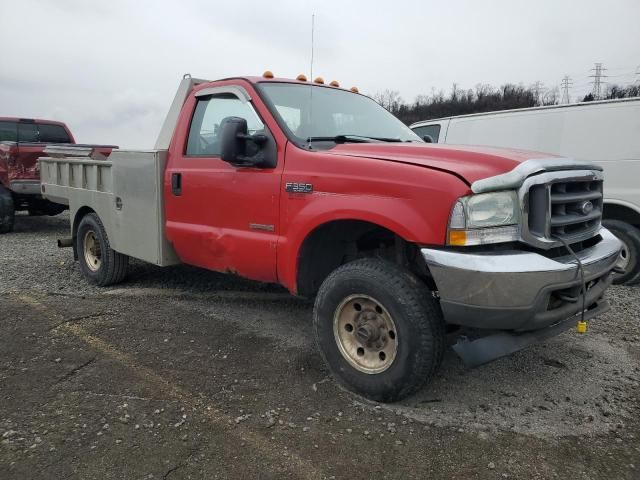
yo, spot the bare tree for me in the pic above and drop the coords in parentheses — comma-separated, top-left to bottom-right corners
(373, 77, 632, 125)
(372, 89, 404, 115)
(542, 87, 559, 106)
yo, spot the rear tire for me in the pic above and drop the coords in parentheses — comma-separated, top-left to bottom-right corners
(603, 220, 640, 285)
(0, 185, 15, 234)
(76, 212, 129, 286)
(313, 258, 445, 402)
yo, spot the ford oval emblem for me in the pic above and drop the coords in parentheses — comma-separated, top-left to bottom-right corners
(579, 200, 594, 215)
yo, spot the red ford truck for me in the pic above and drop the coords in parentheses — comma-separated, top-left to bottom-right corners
(39, 73, 622, 402)
(0, 117, 113, 233)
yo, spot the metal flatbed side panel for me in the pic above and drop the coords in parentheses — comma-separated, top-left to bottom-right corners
(40, 151, 180, 267)
(110, 150, 180, 266)
(39, 158, 113, 206)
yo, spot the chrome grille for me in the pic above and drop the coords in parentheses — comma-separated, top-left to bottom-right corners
(548, 180, 603, 241)
(521, 170, 604, 248)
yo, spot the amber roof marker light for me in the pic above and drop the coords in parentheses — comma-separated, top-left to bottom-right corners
(313, 77, 325, 84)
(350, 86, 359, 93)
(329, 80, 340, 87)
(262, 70, 274, 79)
(296, 74, 308, 81)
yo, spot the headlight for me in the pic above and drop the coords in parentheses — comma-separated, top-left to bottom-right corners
(447, 191, 520, 246)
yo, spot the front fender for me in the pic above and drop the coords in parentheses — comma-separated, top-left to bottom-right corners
(277, 144, 470, 293)
(277, 192, 455, 293)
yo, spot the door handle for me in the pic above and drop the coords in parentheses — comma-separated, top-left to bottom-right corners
(171, 173, 182, 196)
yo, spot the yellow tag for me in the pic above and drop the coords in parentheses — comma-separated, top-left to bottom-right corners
(577, 321, 587, 334)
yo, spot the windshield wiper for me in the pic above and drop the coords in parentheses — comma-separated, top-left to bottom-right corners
(305, 134, 403, 144)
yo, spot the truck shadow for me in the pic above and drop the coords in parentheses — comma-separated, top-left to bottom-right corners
(11, 212, 70, 234)
(124, 261, 289, 296)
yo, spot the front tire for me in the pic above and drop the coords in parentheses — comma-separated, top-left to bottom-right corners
(603, 220, 640, 285)
(313, 258, 445, 402)
(76, 212, 129, 286)
(0, 185, 15, 234)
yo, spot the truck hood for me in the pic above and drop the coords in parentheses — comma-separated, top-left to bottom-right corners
(324, 143, 559, 186)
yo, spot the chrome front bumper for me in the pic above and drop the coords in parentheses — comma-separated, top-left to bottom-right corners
(421, 228, 622, 331)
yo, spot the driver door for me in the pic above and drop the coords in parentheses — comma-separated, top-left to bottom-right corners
(165, 89, 283, 282)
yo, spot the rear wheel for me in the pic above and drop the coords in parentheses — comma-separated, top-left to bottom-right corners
(0, 185, 15, 234)
(603, 219, 640, 285)
(313, 258, 445, 402)
(76, 212, 129, 286)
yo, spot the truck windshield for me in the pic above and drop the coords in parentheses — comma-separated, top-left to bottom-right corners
(259, 83, 422, 145)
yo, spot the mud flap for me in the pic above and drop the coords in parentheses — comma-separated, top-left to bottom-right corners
(453, 299, 610, 368)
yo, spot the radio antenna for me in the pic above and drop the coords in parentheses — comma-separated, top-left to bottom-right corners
(310, 14, 315, 81)
(308, 13, 315, 149)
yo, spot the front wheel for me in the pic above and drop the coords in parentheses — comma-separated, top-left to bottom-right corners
(313, 258, 445, 402)
(76, 212, 129, 286)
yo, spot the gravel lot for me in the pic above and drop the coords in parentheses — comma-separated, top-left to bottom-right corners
(1, 212, 639, 479)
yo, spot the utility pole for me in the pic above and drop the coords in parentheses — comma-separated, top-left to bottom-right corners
(560, 76, 572, 104)
(589, 63, 607, 99)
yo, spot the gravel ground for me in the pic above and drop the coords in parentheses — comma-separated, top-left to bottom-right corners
(1, 212, 639, 479)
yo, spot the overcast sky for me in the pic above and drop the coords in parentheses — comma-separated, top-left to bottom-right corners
(1, 0, 639, 148)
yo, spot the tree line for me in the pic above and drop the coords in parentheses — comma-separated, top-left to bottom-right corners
(583, 84, 640, 102)
(373, 82, 640, 125)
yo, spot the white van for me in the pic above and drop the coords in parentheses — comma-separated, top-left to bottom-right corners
(411, 98, 640, 285)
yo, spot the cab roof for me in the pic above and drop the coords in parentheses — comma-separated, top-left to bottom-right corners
(210, 75, 359, 93)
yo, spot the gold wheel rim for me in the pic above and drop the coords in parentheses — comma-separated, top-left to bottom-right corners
(333, 294, 398, 374)
(83, 230, 102, 272)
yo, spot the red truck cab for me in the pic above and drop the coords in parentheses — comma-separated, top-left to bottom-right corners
(40, 74, 623, 402)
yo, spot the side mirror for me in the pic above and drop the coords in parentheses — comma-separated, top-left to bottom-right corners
(220, 116, 248, 164)
(220, 116, 275, 168)
(423, 135, 434, 143)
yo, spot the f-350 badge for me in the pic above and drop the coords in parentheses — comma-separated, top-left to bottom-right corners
(285, 182, 313, 193)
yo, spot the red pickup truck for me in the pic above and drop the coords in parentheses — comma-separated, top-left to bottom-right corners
(39, 73, 622, 402)
(0, 118, 77, 232)
(0, 118, 114, 233)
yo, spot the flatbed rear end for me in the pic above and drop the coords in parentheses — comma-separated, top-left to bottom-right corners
(39, 146, 179, 267)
